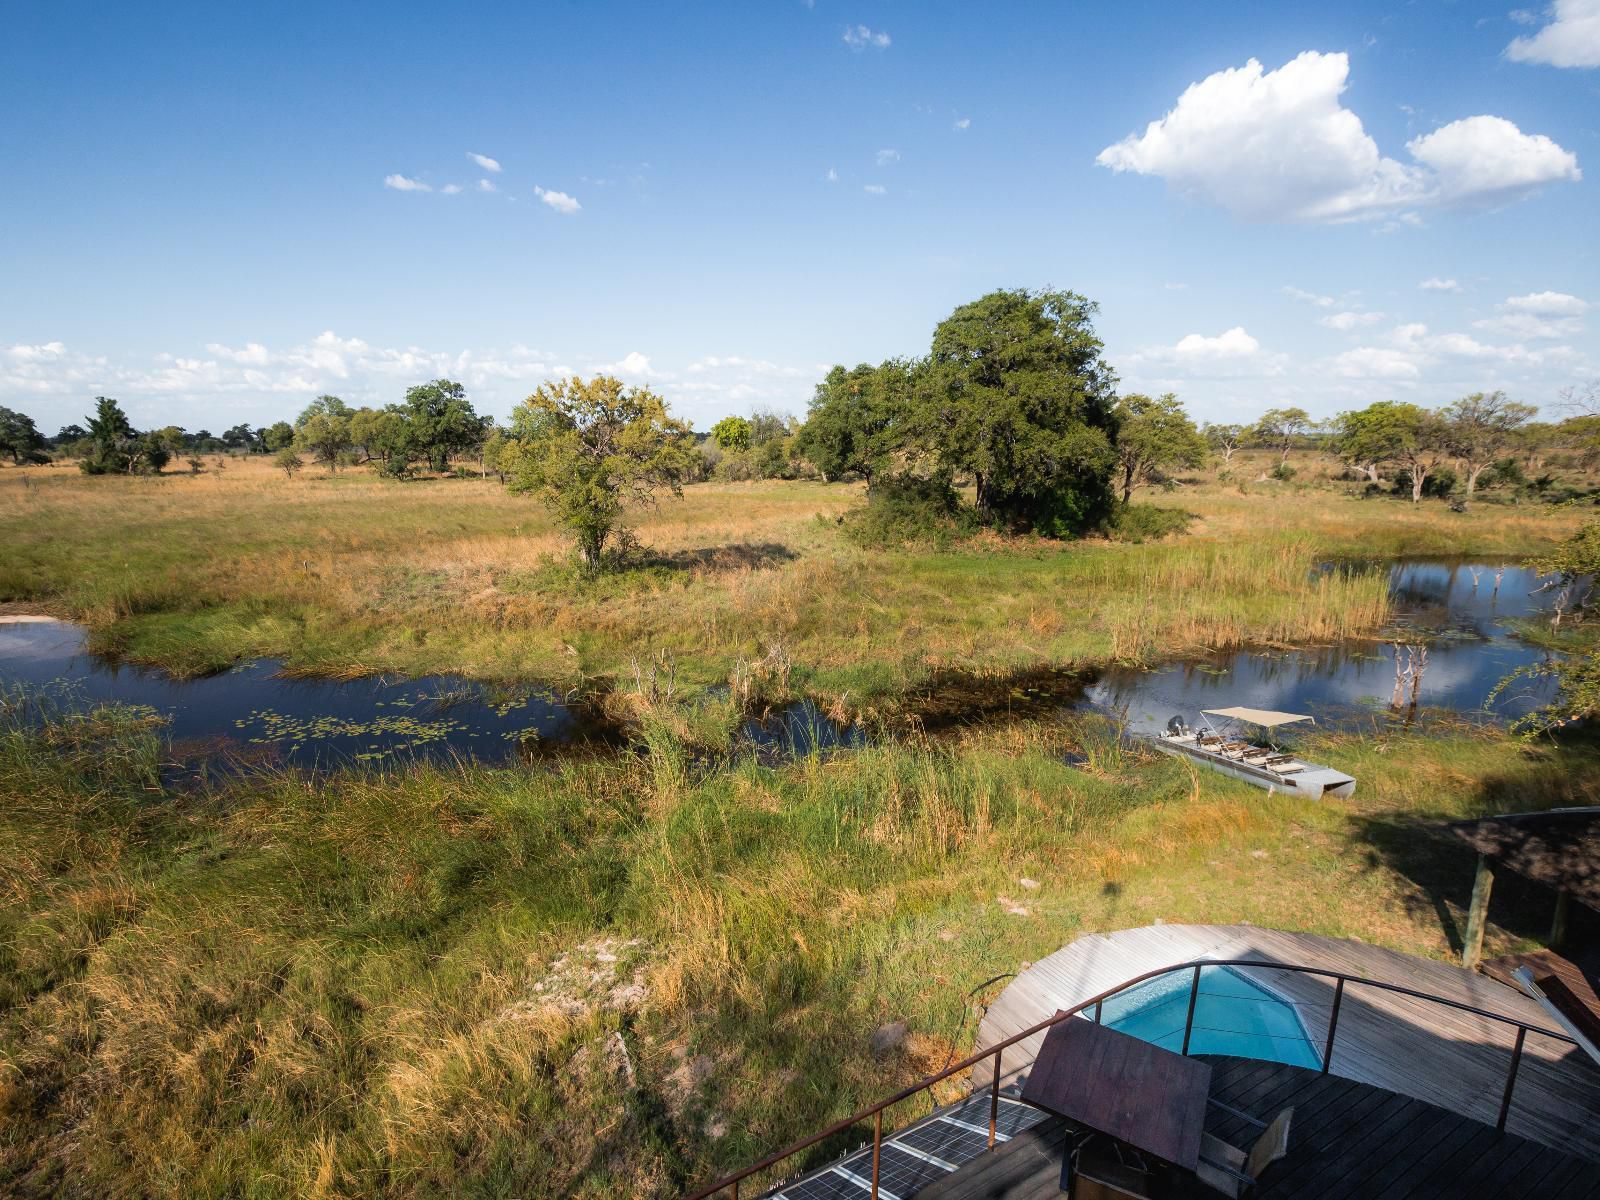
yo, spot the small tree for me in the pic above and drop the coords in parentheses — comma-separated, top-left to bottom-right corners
(1113, 392, 1207, 502)
(711, 415, 753, 451)
(0, 406, 47, 464)
(79, 396, 165, 474)
(1252, 407, 1314, 465)
(1201, 422, 1244, 467)
(262, 421, 295, 452)
(501, 376, 696, 573)
(1442, 391, 1537, 496)
(274, 447, 304, 478)
(295, 395, 353, 474)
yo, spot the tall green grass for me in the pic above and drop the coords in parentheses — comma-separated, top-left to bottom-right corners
(4, 694, 1595, 1198)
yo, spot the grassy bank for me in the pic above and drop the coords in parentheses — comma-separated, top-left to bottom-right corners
(3, 695, 1594, 1198)
(0, 455, 1582, 702)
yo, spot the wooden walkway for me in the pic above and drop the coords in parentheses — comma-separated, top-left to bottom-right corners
(913, 1057, 1600, 1199)
(972, 925, 1600, 1160)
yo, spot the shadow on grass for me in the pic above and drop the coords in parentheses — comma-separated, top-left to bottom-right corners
(643, 543, 799, 573)
(1347, 742, 1600, 961)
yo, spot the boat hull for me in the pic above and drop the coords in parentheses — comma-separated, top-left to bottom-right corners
(1151, 735, 1355, 799)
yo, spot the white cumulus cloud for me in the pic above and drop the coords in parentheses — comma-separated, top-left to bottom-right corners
(384, 174, 431, 192)
(441, 183, 463, 195)
(534, 186, 581, 214)
(863, 183, 887, 195)
(875, 148, 900, 165)
(1330, 346, 1423, 379)
(954, 117, 971, 130)
(1473, 291, 1590, 339)
(1505, 290, 1590, 315)
(842, 24, 890, 50)
(826, 167, 839, 183)
(204, 342, 270, 365)
(1095, 51, 1579, 222)
(1320, 311, 1384, 331)
(1506, 0, 1600, 67)
(1174, 327, 1261, 359)
(477, 178, 497, 193)
(7, 341, 66, 362)
(1284, 286, 1335, 307)
(1420, 277, 1462, 292)
(467, 152, 502, 173)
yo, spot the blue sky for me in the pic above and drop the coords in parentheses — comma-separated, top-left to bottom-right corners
(2, 0, 1596, 434)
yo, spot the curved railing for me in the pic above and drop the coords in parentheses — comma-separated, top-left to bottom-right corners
(684, 957, 1581, 1200)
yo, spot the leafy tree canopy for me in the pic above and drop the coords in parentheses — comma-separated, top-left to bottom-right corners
(0, 406, 47, 465)
(401, 379, 489, 472)
(795, 360, 913, 484)
(1113, 392, 1207, 502)
(501, 375, 697, 573)
(711, 415, 752, 451)
(1442, 391, 1537, 495)
(923, 288, 1119, 533)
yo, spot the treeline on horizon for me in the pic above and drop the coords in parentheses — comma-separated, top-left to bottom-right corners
(3, 287, 1597, 519)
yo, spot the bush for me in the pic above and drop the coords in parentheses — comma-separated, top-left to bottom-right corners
(378, 454, 412, 480)
(1269, 462, 1297, 482)
(1102, 502, 1192, 543)
(1393, 466, 1457, 499)
(842, 474, 978, 549)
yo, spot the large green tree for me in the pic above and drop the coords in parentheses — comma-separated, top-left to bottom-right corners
(923, 289, 1119, 533)
(1442, 391, 1537, 495)
(795, 360, 914, 485)
(1113, 393, 1207, 502)
(1332, 401, 1449, 502)
(0, 406, 47, 465)
(401, 379, 489, 472)
(501, 376, 696, 573)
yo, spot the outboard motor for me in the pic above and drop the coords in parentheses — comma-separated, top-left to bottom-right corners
(1166, 715, 1188, 737)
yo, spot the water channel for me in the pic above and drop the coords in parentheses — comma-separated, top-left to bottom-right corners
(0, 561, 1571, 773)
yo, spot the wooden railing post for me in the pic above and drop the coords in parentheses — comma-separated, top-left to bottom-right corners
(1462, 853, 1495, 970)
(731, 1181, 738, 1200)
(1497, 1026, 1527, 1131)
(1181, 965, 1202, 1055)
(1321, 977, 1345, 1074)
(871, 1109, 882, 1199)
(989, 1046, 1002, 1147)
(1094, 999, 1103, 1024)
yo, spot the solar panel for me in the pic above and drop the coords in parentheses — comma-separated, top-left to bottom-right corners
(947, 1095, 1047, 1139)
(895, 1117, 991, 1165)
(774, 1167, 868, 1199)
(864, 1143, 951, 1197)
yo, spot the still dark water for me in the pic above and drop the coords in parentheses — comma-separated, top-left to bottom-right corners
(1090, 561, 1564, 734)
(0, 561, 1571, 770)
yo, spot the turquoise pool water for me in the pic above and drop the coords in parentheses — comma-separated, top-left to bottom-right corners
(1092, 965, 1322, 1069)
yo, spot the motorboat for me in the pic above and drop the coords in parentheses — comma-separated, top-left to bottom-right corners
(1151, 705, 1355, 799)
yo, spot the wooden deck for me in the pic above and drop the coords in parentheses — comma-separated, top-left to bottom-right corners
(912, 1057, 1600, 1199)
(972, 925, 1600, 1160)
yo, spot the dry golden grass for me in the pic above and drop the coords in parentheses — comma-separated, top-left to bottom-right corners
(5, 451, 1580, 704)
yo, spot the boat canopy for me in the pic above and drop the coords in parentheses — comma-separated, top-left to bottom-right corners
(1203, 706, 1314, 728)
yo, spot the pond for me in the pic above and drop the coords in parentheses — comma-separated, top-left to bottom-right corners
(0, 618, 618, 773)
(1089, 561, 1565, 734)
(0, 561, 1572, 773)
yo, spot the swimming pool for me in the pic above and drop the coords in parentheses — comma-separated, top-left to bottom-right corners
(1090, 964, 1322, 1069)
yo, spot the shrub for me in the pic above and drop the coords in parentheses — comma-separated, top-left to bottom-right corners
(842, 474, 978, 549)
(1102, 502, 1192, 543)
(1393, 466, 1457, 499)
(1269, 462, 1297, 482)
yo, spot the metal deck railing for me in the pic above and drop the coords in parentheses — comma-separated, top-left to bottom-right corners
(684, 958, 1583, 1200)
